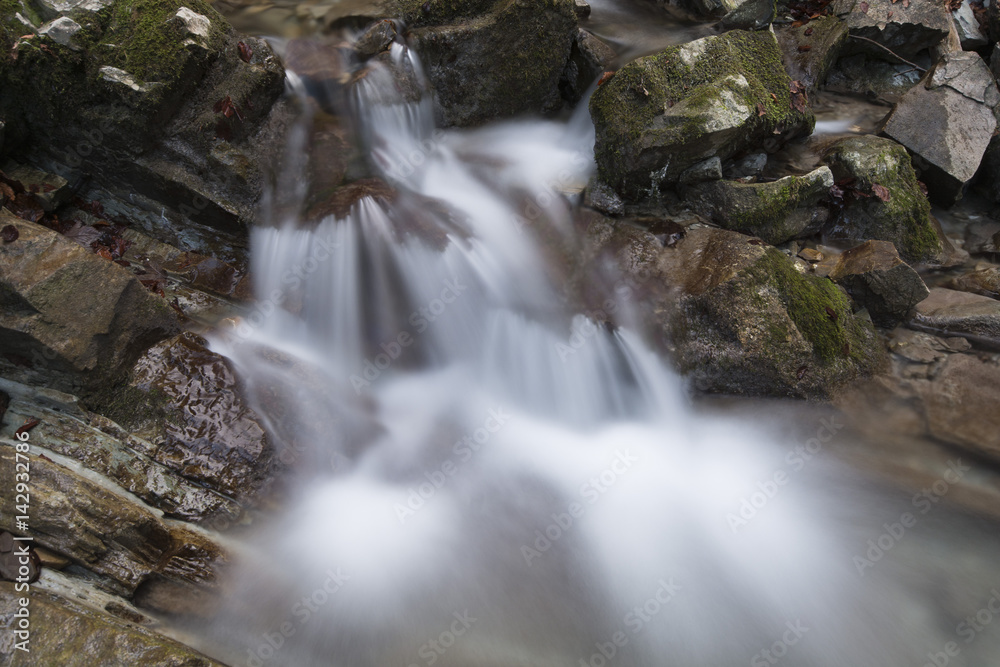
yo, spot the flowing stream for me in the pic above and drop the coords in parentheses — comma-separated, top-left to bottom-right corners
(199, 24, 1000, 667)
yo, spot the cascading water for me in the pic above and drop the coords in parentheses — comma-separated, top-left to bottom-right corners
(202, 33, 975, 667)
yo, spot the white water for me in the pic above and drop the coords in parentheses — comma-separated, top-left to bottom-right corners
(204, 36, 964, 667)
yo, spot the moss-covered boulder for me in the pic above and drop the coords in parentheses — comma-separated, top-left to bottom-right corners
(823, 135, 943, 263)
(774, 15, 849, 91)
(589, 29, 814, 200)
(684, 166, 833, 245)
(0, 0, 286, 233)
(581, 220, 886, 397)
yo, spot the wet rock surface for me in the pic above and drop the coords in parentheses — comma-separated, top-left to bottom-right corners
(828, 240, 928, 328)
(833, 0, 952, 60)
(912, 287, 1000, 345)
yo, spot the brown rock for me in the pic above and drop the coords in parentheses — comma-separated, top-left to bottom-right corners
(829, 240, 928, 327)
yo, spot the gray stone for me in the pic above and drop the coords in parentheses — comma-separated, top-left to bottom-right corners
(822, 135, 943, 263)
(775, 16, 849, 92)
(948, 266, 1000, 298)
(881, 51, 998, 206)
(575, 0, 591, 17)
(586, 180, 625, 217)
(0, 161, 72, 212)
(913, 287, 1000, 344)
(829, 240, 929, 327)
(953, 0, 988, 49)
(589, 30, 813, 199)
(38, 17, 82, 50)
(683, 166, 833, 245)
(834, 0, 952, 60)
(678, 156, 723, 186)
(725, 151, 767, 180)
(34, 0, 113, 21)
(561, 28, 616, 104)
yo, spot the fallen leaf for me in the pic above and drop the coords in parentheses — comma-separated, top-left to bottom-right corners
(871, 183, 891, 202)
(15, 418, 40, 437)
(825, 305, 838, 322)
(597, 71, 615, 86)
(859, 0, 868, 11)
(798, 45, 812, 52)
(804, 26, 814, 35)
(757, 101, 767, 117)
(237, 41, 253, 63)
(770, 92, 778, 101)
(1, 225, 18, 243)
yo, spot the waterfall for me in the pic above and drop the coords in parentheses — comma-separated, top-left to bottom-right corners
(204, 35, 931, 667)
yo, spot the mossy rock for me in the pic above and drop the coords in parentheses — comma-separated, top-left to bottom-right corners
(823, 135, 943, 263)
(684, 166, 833, 245)
(589, 29, 814, 200)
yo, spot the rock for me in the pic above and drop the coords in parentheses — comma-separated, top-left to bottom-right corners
(774, 16, 849, 92)
(581, 221, 886, 397)
(32, 0, 114, 21)
(355, 18, 397, 59)
(0, 0, 288, 238)
(823, 135, 943, 263)
(683, 166, 833, 245)
(0, 440, 225, 598)
(0, 161, 72, 212)
(0, 214, 180, 394)
(0, 584, 225, 665)
(825, 53, 925, 100)
(406, 0, 578, 127)
(912, 287, 1000, 344)
(1, 384, 242, 524)
(952, 0, 988, 49)
(963, 219, 1000, 255)
(948, 266, 1000, 298)
(590, 30, 814, 200)
(575, 0, 591, 18)
(560, 28, 616, 104)
(724, 151, 767, 181)
(92, 332, 278, 506)
(678, 157, 723, 186)
(305, 177, 397, 222)
(38, 16, 82, 49)
(585, 180, 625, 217)
(881, 51, 999, 207)
(0, 390, 7, 425)
(828, 240, 929, 327)
(919, 354, 1000, 462)
(719, 0, 777, 30)
(833, 0, 952, 60)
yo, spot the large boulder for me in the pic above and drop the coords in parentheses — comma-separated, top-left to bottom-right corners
(0, 0, 287, 235)
(833, 0, 952, 60)
(822, 135, 943, 263)
(324, 0, 578, 127)
(912, 287, 1000, 345)
(589, 29, 814, 200)
(683, 166, 833, 245)
(581, 219, 886, 397)
(881, 51, 999, 206)
(775, 15, 849, 92)
(828, 240, 928, 328)
(0, 214, 179, 394)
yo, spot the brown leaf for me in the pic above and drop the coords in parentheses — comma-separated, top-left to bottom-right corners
(798, 45, 812, 52)
(825, 305, 839, 322)
(237, 41, 253, 63)
(597, 71, 615, 86)
(770, 92, 778, 101)
(757, 101, 766, 117)
(871, 183, 891, 202)
(804, 26, 814, 35)
(15, 418, 40, 437)
(1, 224, 18, 243)
(887, 10, 893, 17)
(859, 0, 869, 11)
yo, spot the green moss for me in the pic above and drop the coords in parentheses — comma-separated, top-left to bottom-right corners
(394, 0, 502, 25)
(726, 179, 799, 242)
(590, 29, 814, 194)
(743, 249, 855, 362)
(99, 0, 226, 82)
(824, 136, 941, 262)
